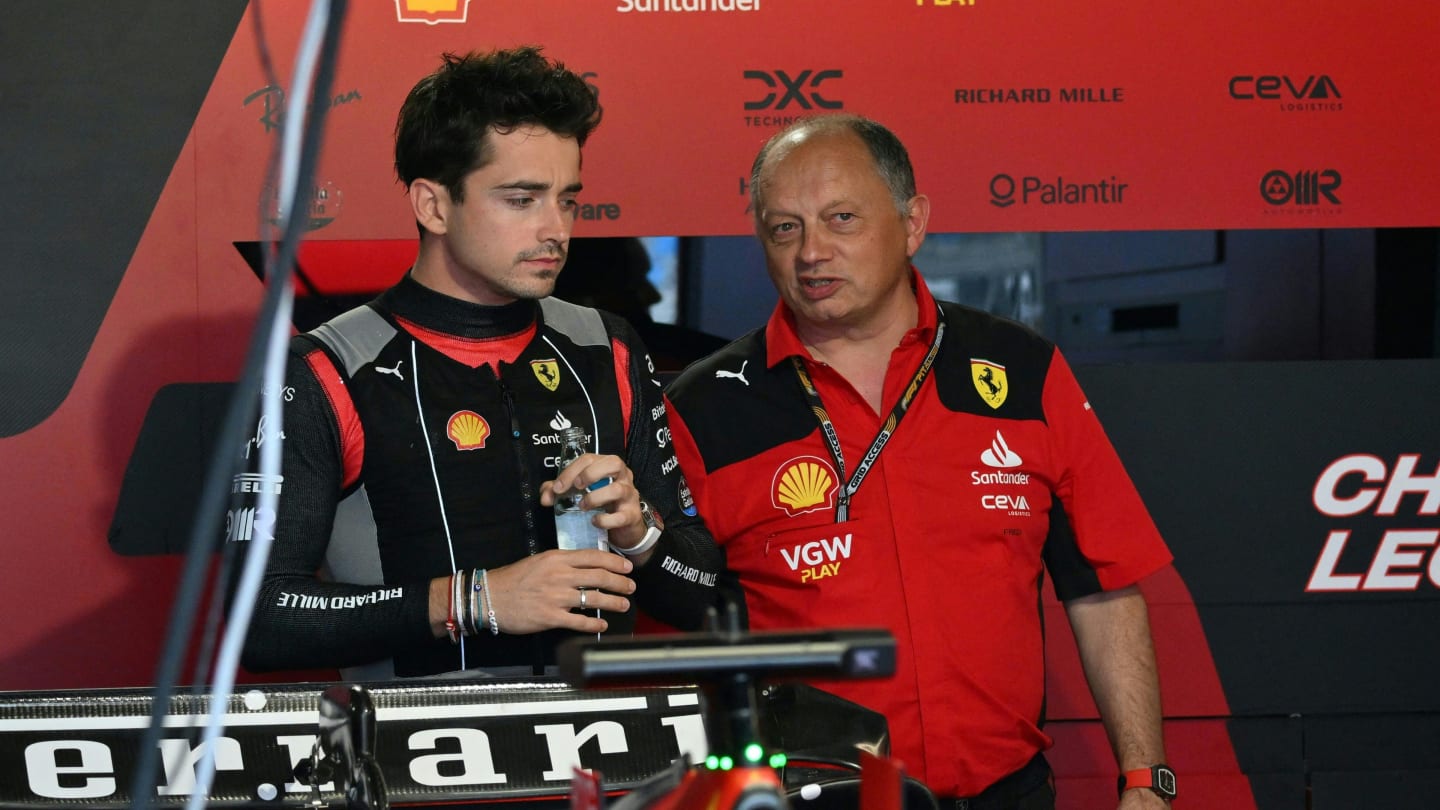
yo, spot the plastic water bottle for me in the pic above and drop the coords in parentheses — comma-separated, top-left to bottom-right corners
(554, 426, 608, 552)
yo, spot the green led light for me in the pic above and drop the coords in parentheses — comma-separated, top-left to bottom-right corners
(705, 755, 720, 770)
(769, 753, 788, 769)
(719, 756, 734, 771)
(744, 743, 765, 763)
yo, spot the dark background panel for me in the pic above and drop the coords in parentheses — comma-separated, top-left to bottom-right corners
(1228, 717, 1308, 810)
(109, 382, 234, 555)
(0, 0, 249, 437)
(1191, 603, 1440, 716)
(1075, 361, 1440, 719)
(1077, 360, 1440, 607)
(1227, 716, 1306, 776)
(1304, 714, 1440, 771)
(1310, 771, 1440, 810)
(1246, 774, 1309, 810)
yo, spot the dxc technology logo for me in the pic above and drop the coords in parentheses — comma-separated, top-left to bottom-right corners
(743, 69, 842, 127)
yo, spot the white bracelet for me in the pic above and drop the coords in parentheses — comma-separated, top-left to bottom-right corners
(615, 525, 662, 557)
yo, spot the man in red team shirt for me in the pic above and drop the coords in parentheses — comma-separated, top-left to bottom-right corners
(664, 114, 1176, 809)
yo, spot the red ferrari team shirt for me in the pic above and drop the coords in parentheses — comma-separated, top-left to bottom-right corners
(665, 272, 1172, 796)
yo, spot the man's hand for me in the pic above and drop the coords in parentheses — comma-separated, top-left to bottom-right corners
(429, 550, 635, 637)
(486, 549, 635, 634)
(539, 452, 652, 553)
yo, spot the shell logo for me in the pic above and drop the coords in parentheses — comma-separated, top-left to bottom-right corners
(771, 456, 838, 517)
(395, 0, 471, 24)
(447, 410, 490, 450)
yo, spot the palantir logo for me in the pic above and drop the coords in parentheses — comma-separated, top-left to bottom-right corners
(743, 70, 843, 111)
(989, 173, 1127, 207)
(1261, 169, 1342, 206)
(989, 174, 1017, 208)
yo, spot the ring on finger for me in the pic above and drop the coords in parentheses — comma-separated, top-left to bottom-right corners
(578, 588, 588, 609)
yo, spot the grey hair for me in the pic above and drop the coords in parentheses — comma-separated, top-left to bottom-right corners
(749, 114, 917, 220)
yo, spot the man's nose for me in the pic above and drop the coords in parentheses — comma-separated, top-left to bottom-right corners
(539, 199, 571, 244)
(798, 223, 831, 265)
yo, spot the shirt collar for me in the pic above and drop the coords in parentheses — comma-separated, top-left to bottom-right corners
(376, 271, 538, 339)
(764, 266, 939, 368)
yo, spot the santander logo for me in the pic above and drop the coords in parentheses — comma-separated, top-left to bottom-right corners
(980, 430, 1023, 468)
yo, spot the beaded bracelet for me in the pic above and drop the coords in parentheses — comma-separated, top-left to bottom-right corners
(480, 568, 499, 635)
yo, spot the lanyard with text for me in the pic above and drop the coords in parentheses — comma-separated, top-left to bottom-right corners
(790, 307, 946, 523)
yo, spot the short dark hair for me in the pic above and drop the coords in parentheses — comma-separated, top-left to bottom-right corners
(394, 46, 602, 203)
(750, 114, 917, 219)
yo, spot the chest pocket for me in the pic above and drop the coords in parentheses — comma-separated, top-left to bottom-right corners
(733, 517, 897, 627)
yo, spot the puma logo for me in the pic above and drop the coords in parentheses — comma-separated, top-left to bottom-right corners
(376, 361, 404, 381)
(715, 360, 749, 386)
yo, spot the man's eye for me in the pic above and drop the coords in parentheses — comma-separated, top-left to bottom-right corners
(507, 197, 535, 208)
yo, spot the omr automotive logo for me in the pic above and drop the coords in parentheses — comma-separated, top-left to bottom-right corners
(395, 0, 471, 24)
(1260, 169, 1342, 217)
(989, 173, 1128, 207)
(743, 69, 843, 128)
(1228, 74, 1342, 112)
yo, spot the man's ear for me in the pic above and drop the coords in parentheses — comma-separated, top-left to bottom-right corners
(904, 193, 931, 258)
(409, 178, 450, 237)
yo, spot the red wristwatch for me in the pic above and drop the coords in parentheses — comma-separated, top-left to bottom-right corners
(1118, 764, 1177, 800)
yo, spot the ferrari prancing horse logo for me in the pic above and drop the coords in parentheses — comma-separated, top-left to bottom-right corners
(971, 359, 1008, 409)
(531, 359, 561, 392)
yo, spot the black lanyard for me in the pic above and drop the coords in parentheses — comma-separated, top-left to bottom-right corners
(790, 307, 946, 523)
